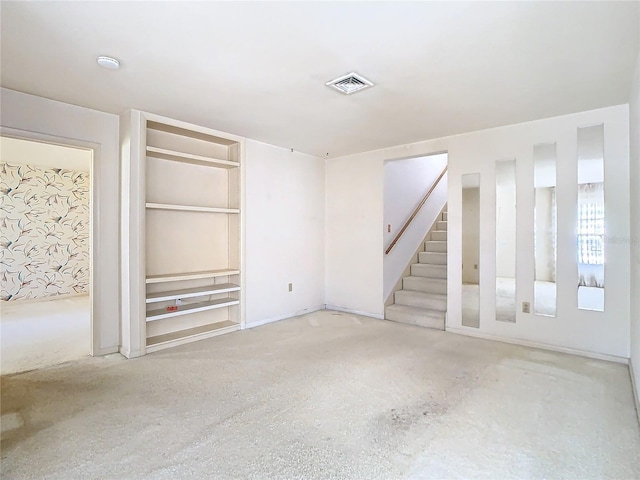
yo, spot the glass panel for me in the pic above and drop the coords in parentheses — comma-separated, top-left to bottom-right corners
(462, 173, 480, 328)
(533, 144, 557, 317)
(496, 160, 516, 322)
(577, 125, 604, 311)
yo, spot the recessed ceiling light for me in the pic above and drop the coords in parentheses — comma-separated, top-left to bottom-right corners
(97, 56, 120, 70)
(326, 72, 374, 95)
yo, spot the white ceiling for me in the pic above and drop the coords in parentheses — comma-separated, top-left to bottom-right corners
(1, 1, 638, 158)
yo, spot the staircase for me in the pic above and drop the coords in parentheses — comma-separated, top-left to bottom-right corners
(385, 209, 447, 330)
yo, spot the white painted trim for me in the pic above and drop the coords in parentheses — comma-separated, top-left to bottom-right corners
(118, 346, 131, 358)
(245, 304, 326, 328)
(120, 110, 146, 359)
(239, 139, 246, 330)
(0, 126, 110, 357)
(446, 326, 629, 364)
(630, 359, 640, 426)
(94, 346, 119, 356)
(325, 305, 384, 319)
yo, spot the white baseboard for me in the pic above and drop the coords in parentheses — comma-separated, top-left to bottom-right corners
(324, 305, 384, 320)
(630, 359, 640, 425)
(245, 304, 326, 329)
(117, 346, 144, 359)
(446, 326, 629, 364)
(93, 345, 119, 357)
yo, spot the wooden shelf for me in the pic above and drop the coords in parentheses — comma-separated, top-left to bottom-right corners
(145, 203, 239, 214)
(146, 146, 239, 169)
(146, 320, 239, 353)
(146, 284, 240, 303)
(146, 270, 240, 284)
(147, 298, 239, 321)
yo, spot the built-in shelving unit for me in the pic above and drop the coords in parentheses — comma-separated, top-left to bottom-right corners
(121, 111, 244, 358)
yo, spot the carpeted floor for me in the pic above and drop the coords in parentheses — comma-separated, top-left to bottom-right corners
(2, 310, 639, 479)
(1, 295, 90, 375)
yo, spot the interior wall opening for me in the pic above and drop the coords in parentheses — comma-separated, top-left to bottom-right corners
(0, 136, 93, 374)
(461, 172, 480, 328)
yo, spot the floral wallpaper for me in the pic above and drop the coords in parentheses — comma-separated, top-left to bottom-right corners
(1, 162, 90, 301)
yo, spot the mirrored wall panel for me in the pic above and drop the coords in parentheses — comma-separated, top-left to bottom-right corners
(495, 160, 516, 322)
(462, 173, 480, 328)
(533, 144, 557, 317)
(577, 124, 605, 311)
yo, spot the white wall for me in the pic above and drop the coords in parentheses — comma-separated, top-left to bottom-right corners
(629, 48, 640, 410)
(0, 88, 120, 355)
(3, 89, 633, 366)
(2, 92, 329, 357)
(244, 140, 325, 326)
(326, 105, 631, 358)
(383, 153, 447, 300)
(325, 154, 384, 317)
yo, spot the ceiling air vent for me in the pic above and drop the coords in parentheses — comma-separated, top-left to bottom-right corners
(326, 72, 374, 95)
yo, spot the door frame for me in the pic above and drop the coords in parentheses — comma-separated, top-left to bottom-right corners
(1, 127, 102, 356)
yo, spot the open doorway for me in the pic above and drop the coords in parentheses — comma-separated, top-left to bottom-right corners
(1, 136, 92, 374)
(383, 152, 448, 329)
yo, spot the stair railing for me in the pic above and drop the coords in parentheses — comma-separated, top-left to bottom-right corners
(385, 166, 448, 255)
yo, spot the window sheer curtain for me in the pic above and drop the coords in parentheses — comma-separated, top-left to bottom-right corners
(577, 182, 604, 288)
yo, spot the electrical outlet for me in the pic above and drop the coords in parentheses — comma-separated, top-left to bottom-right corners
(288, 283, 293, 292)
(474, 264, 478, 270)
(522, 302, 531, 313)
